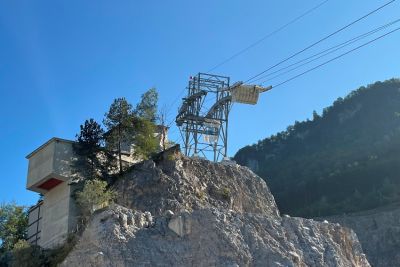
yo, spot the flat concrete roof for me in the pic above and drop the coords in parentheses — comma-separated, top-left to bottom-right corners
(26, 137, 76, 159)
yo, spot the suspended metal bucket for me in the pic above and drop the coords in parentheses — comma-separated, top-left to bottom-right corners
(230, 85, 272, 105)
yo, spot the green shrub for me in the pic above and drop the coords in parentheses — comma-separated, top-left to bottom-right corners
(0, 203, 28, 252)
(7, 236, 78, 267)
(10, 240, 43, 267)
(221, 187, 231, 200)
(76, 179, 116, 217)
(196, 190, 206, 201)
(166, 152, 176, 161)
(45, 234, 77, 267)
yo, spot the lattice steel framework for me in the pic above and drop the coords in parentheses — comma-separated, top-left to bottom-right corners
(176, 73, 272, 162)
(176, 73, 231, 162)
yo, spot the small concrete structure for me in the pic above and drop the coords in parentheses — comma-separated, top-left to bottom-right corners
(26, 138, 78, 248)
(26, 138, 76, 193)
(26, 129, 169, 248)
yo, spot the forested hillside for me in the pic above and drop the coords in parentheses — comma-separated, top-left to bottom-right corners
(234, 79, 400, 217)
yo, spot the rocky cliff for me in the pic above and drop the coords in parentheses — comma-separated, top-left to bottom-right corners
(61, 150, 370, 266)
(321, 204, 400, 267)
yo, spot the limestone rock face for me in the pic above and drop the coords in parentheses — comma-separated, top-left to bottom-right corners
(322, 204, 400, 267)
(61, 152, 370, 267)
(113, 154, 279, 217)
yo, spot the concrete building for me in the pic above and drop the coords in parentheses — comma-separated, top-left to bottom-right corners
(26, 126, 169, 248)
(26, 138, 78, 248)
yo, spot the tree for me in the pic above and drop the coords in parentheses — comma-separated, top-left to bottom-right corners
(133, 117, 160, 159)
(0, 203, 28, 253)
(74, 119, 105, 178)
(312, 110, 320, 121)
(76, 119, 104, 148)
(135, 88, 158, 122)
(76, 179, 116, 217)
(103, 98, 134, 174)
(234, 79, 400, 217)
(10, 240, 43, 267)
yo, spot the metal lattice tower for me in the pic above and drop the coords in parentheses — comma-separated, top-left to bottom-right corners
(176, 73, 229, 162)
(176, 72, 271, 162)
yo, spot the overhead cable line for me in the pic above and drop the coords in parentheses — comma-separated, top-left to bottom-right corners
(256, 18, 400, 84)
(206, 0, 330, 72)
(270, 26, 400, 88)
(244, 0, 397, 83)
(168, 1, 331, 118)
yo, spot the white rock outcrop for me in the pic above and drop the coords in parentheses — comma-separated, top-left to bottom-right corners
(61, 150, 370, 267)
(321, 204, 400, 267)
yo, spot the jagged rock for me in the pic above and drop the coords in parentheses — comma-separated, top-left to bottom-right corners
(321, 204, 400, 267)
(114, 154, 279, 217)
(126, 214, 134, 226)
(62, 205, 369, 267)
(61, 154, 370, 267)
(168, 212, 191, 237)
(165, 209, 174, 218)
(119, 213, 128, 229)
(135, 212, 146, 228)
(144, 211, 153, 227)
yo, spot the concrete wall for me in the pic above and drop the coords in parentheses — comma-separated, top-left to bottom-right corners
(26, 139, 76, 192)
(67, 183, 79, 234)
(26, 141, 55, 189)
(53, 140, 75, 178)
(39, 181, 72, 248)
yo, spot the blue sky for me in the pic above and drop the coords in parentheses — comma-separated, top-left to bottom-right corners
(1, 0, 399, 206)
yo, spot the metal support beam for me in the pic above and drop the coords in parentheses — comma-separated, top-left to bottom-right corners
(176, 73, 271, 162)
(176, 73, 230, 162)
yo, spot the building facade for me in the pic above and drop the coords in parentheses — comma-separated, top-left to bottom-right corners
(26, 138, 78, 248)
(26, 127, 169, 248)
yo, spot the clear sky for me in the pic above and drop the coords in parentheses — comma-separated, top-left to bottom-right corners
(1, 0, 399, 206)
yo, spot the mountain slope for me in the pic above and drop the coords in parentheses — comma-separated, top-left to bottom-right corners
(61, 151, 369, 266)
(234, 79, 400, 217)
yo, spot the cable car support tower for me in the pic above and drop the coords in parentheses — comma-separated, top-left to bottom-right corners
(176, 73, 271, 162)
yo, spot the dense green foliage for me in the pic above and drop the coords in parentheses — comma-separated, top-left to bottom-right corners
(101, 90, 160, 173)
(76, 118, 104, 147)
(0, 203, 28, 253)
(135, 87, 158, 122)
(234, 79, 400, 217)
(103, 97, 135, 173)
(1, 236, 78, 267)
(76, 179, 116, 217)
(132, 117, 160, 159)
(74, 119, 116, 181)
(8, 240, 43, 267)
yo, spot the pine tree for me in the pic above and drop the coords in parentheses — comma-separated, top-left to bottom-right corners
(103, 98, 134, 174)
(312, 110, 320, 121)
(135, 88, 158, 122)
(133, 117, 160, 159)
(76, 118, 104, 148)
(75, 119, 111, 180)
